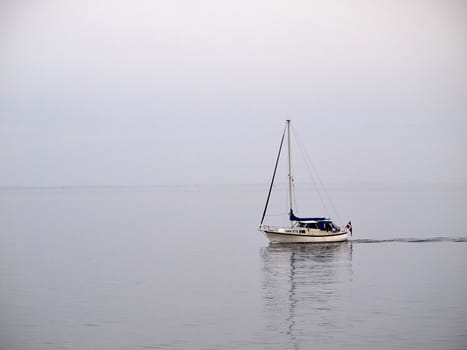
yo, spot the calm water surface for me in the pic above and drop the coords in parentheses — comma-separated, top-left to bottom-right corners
(1, 185, 466, 349)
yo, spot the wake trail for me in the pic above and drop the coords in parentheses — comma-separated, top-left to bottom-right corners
(351, 237, 467, 244)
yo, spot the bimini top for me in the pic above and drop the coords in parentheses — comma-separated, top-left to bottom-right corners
(290, 210, 339, 231)
(289, 209, 329, 223)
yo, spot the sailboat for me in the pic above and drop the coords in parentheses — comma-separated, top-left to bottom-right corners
(259, 120, 350, 243)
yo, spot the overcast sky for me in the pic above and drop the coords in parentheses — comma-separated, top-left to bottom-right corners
(1, 0, 466, 186)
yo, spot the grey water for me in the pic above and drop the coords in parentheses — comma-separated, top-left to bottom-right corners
(1, 184, 466, 349)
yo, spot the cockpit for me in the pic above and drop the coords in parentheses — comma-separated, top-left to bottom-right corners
(296, 221, 319, 229)
(294, 220, 341, 232)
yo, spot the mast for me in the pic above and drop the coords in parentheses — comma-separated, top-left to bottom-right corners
(286, 120, 293, 215)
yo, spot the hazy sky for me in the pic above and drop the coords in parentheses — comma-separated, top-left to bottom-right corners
(1, 0, 466, 186)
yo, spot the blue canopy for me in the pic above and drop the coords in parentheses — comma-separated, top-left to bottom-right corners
(290, 210, 338, 231)
(289, 209, 328, 222)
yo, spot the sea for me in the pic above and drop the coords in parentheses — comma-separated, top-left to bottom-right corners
(1, 184, 466, 350)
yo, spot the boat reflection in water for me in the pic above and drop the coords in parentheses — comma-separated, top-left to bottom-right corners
(261, 242, 353, 349)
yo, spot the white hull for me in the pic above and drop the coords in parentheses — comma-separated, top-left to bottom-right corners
(260, 226, 348, 243)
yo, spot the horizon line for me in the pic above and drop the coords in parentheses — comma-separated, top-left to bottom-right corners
(1, 181, 466, 191)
